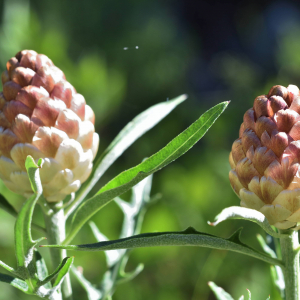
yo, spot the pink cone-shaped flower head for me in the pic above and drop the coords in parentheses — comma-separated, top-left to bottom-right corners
(229, 84, 300, 229)
(0, 50, 99, 202)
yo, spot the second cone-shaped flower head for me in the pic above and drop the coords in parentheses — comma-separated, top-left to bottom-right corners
(229, 84, 300, 230)
(0, 50, 99, 202)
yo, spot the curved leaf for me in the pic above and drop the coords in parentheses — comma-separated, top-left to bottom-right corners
(208, 206, 288, 238)
(65, 94, 187, 218)
(15, 156, 44, 272)
(64, 101, 229, 244)
(38, 257, 74, 288)
(44, 227, 283, 267)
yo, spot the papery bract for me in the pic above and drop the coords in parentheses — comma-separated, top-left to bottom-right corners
(0, 50, 99, 202)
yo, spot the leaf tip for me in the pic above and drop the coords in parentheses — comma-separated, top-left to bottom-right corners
(207, 221, 215, 226)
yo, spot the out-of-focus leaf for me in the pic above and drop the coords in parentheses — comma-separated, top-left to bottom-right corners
(71, 266, 102, 300)
(117, 258, 144, 284)
(64, 101, 230, 244)
(256, 234, 277, 258)
(246, 289, 251, 300)
(65, 94, 188, 218)
(0, 273, 28, 293)
(0, 260, 18, 277)
(89, 221, 121, 267)
(257, 234, 285, 298)
(44, 227, 283, 267)
(0, 192, 45, 233)
(0, 193, 18, 217)
(208, 281, 234, 300)
(209, 206, 287, 238)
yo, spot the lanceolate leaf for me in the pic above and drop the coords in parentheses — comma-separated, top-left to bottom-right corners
(64, 101, 229, 244)
(209, 206, 288, 238)
(208, 281, 234, 300)
(65, 94, 188, 218)
(44, 227, 283, 267)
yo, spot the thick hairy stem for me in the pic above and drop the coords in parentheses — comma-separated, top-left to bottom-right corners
(280, 230, 300, 300)
(44, 204, 73, 300)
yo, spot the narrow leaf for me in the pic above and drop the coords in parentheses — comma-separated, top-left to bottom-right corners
(0, 273, 28, 293)
(208, 281, 234, 300)
(71, 266, 102, 300)
(44, 227, 283, 267)
(53, 256, 74, 287)
(246, 289, 251, 300)
(0, 260, 19, 277)
(15, 156, 44, 277)
(209, 206, 287, 238)
(39, 257, 74, 288)
(64, 101, 229, 244)
(66, 94, 188, 218)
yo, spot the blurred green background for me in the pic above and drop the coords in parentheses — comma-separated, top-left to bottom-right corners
(0, 0, 299, 299)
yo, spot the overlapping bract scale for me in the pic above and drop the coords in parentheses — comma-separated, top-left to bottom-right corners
(0, 50, 99, 202)
(229, 84, 300, 229)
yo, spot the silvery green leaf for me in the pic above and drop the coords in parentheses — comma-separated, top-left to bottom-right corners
(64, 101, 229, 244)
(209, 206, 287, 238)
(66, 94, 188, 218)
(208, 281, 234, 300)
(44, 227, 283, 267)
(35, 250, 51, 289)
(238, 296, 244, 300)
(71, 266, 102, 300)
(0, 273, 28, 293)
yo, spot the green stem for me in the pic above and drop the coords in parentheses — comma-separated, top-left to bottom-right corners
(44, 203, 73, 300)
(280, 230, 300, 300)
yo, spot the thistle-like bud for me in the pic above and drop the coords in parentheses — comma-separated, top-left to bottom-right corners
(0, 50, 99, 202)
(229, 84, 300, 230)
